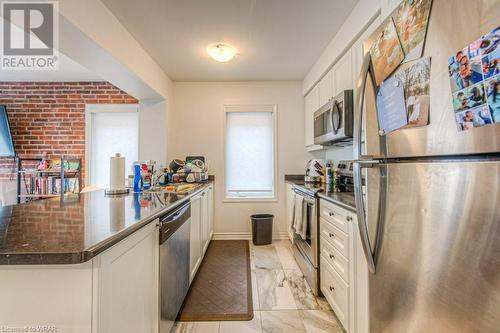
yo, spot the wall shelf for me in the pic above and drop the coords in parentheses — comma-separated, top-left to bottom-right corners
(16, 156, 82, 204)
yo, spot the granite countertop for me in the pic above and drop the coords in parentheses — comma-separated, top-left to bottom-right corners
(285, 175, 356, 212)
(0, 182, 212, 265)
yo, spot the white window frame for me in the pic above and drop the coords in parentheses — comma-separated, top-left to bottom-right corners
(223, 104, 278, 202)
(85, 104, 140, 186)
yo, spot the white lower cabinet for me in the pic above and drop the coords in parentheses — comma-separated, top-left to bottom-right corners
(321, 256, 349, 328)
(0, 185, 215, 333)
(93, 221, 159, 333)
(190, 193, 202, 282)
(285, 183, 295, 241)
(320, 199, 367, 333)
(207, 185, 214, 239)
(189, 186, 214, 283)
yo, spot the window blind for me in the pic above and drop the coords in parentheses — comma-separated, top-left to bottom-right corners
(225, 111, 275, 198)
(90, 112, 139, 188)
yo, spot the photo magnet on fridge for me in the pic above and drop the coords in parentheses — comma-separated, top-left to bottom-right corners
(392, 0, 433, 63)
(376, 57, 431, 135)
(376, 76, 407, 135)
(370, 17, 405, 86)
(395, 57, 431, 128)
(448, 26, 500, 131)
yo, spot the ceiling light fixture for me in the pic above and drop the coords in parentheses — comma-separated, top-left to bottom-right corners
(207, 43, 237, 62)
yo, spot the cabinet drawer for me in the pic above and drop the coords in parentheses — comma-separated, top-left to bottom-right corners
(319, 199, 353, 234)
(320, 218, 349, 259)
(321, 256, 349, 329)
(320, 236, 348, 283)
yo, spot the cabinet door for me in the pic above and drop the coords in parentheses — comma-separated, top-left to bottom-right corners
(200, 190, 210, 255)
(285, 183, 295, 241)
(304, 85, 319, 147)
(319, 69, 333, 107)
(95, 221, 159, 333)
(208, 185, 214, 238)
(333, 49, 353, 95)
(190, 195, 202, 283)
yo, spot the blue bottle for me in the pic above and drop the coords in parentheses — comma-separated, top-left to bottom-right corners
(133, 164, 142, 193)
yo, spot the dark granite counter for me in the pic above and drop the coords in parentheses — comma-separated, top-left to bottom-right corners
(317, 192, 356, 212)
(0, 182, 212, 265)
(285, 175, 356, 212)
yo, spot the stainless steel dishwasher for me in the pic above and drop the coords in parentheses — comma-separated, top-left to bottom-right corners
(159, 201, 191, 333)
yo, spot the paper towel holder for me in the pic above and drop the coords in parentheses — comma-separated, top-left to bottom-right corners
(105, 153, 130, 196)
(104, 188, 130, 196)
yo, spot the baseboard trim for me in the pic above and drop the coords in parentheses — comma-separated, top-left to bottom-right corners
(212, 232, 289, 240)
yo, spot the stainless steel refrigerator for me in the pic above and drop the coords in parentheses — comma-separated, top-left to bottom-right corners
(353, 0, 500, 332)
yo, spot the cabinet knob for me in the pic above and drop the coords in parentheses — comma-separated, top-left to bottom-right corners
(329, 286, 335, 292)
(329, 233, 335, 238)
(329, 254, 334, 259)
(346, 216, 352, 222)
(329, 212, 335, 217)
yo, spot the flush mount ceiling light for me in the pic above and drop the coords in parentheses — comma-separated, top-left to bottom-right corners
(207, 43, 237, 62)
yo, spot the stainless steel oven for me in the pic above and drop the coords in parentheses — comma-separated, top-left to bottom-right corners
(314, 90, 353, 145)
(292, 186, 320, 295)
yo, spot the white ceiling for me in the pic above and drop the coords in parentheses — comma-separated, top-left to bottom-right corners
(102, 0, 359, 81)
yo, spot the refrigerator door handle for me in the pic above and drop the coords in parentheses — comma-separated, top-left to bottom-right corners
(354, 160, 377, 274)
(353, 53, 379, 160)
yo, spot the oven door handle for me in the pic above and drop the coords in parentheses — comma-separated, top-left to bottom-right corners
(303, 197, 316, 205)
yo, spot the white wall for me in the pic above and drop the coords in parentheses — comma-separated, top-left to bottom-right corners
(170, 82, 311, 238)
(139, 100, 168, 167)
(58, 0, 173, 164)
(302, 0, 382, 95)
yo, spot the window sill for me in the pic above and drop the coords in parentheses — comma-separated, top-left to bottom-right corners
(223, 197, 278, 203)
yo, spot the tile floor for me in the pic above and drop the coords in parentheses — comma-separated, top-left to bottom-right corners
(172, 239, 345, 333)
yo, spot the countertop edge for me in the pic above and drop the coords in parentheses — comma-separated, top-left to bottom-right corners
(285, 177, 357, 213)
(0, 181, 213, 266)
(316, 192, 357, 213)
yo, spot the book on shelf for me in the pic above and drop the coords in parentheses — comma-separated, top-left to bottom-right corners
(26, 176, 80, 196)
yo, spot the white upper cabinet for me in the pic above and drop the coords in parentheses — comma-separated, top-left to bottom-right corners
(304, 85, 323, 151)
(333, 49, 353, 96)
(319, 69, 334, 107)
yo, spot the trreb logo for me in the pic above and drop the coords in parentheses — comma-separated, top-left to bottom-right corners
(1, 1, 59, 70)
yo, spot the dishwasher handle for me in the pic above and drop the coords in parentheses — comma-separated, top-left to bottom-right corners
(159, 202, 191, 244)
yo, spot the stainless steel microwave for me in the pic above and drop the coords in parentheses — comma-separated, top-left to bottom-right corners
(313, 90, 353, 145)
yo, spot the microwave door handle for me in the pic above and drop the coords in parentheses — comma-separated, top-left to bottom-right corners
(331, 100, 341, 134)
(353, 53, 380, 160)
(328, 101, 334, 134)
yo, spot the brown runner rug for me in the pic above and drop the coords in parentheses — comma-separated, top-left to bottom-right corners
(177, 240, 253, 321)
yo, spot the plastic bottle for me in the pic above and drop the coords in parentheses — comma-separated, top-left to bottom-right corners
(325, 162, 332, 185)
(133, 164, 142, 193)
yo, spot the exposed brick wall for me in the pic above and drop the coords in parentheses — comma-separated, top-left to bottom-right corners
(0, 82, 138, 185)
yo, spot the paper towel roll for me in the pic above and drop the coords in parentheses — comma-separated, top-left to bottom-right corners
(109, 153, 126, 190)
